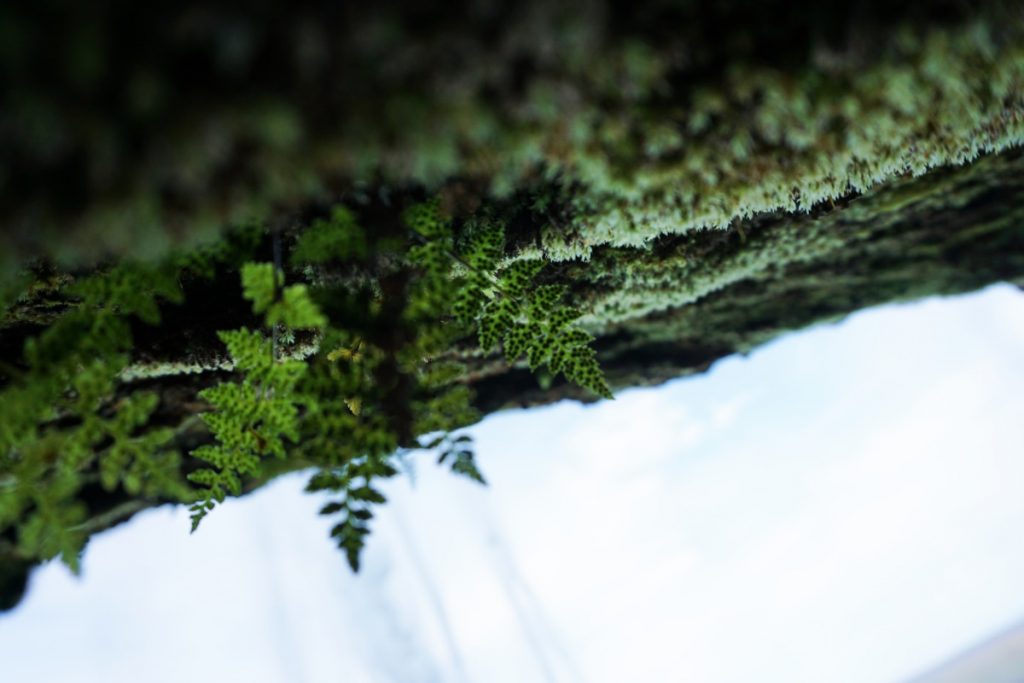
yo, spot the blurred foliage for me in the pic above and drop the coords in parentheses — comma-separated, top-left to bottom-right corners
(0, 260, 199, 572)
(1, 0, 1021, 272)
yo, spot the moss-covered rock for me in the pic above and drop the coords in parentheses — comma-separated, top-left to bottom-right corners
(1, 0, 1023, 610)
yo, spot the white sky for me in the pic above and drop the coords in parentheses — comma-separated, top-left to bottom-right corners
(2, 284, 1024, 683)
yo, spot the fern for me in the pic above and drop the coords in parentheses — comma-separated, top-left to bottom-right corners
(69, 261, 184, 325)
(2, 198, 612, 578)
(408, 206, 613, 399)
(241, 262, 327, 329)
(290, 206, 368, 264)
(0, 259, 194, 572)
(16, 491, 88, 574)
(188, 329, 306, 530)
(189, 253, 327, 529)
(307, 455, 397, 571)
(431, 433, 485, 484)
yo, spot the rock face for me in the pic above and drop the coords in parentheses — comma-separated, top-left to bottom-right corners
(1, 1, 1023, 610)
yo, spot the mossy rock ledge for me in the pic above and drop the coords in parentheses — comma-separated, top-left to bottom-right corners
(1, 0, 1023, 610)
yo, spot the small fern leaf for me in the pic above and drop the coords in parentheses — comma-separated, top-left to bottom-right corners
(240, 262, 277, 314)
(463, 220, 504, 272)
(267, 284, 327, 329)
(503, 324, 531, 361)
(527, 284, 568, 320)
(291, 206, 367, 264)
(499, 259, 545, 299)
(450, 450, 487, 485)
(564, 346, 613, 399)
(478, 298, 515, 352)
(403, 199, 450, 239)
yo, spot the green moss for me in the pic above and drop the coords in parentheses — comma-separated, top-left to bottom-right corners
(544, 19, 1024, 259)
(572, 149, 1024, 331)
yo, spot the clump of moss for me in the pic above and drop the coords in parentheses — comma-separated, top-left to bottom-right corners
(541, 19, 1024, 259)
(564, 149, 1024, 331)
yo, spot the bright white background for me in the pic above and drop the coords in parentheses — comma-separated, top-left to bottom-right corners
(2, 284, 1023, 683)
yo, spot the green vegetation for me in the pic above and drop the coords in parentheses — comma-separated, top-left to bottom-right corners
(1, 0, 1023, 610)
(1, 199, 611, 575)
(0, 262, 192, 571)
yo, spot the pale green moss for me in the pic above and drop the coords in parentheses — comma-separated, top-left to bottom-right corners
(538, 19, 1024, 260)
(574, 149, 1024, 330)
